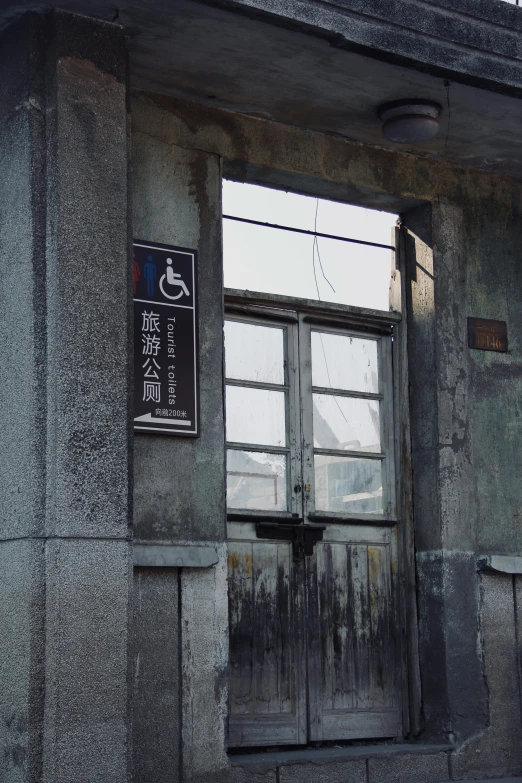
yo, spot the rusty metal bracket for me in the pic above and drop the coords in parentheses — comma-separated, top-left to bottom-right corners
(255, 521, 326, 559)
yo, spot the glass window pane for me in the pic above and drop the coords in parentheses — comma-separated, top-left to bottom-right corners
(225, 320, 284, 385)
(311, 332, 379, 393)
(226, 385, 286, 447)
(314, 455, 383, 514)
(223, 220, 392, 310)
(313, 394, 381, 452)
(227, 450, 287, 511)
(223, 180, 398, 247)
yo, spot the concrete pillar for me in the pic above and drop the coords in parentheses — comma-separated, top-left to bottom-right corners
(0, 11, 131, 783)
(132, 99, 229, 783)
(404, 201, 487, 744)
(452, 573, 522, 778)
(0, 15, 47, 783)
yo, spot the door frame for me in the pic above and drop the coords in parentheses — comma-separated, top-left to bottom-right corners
(224, 283, 419, 745)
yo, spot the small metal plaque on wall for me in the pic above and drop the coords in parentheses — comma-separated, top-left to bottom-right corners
(133, 240, 199, 436)
(468, 317, 507, 353)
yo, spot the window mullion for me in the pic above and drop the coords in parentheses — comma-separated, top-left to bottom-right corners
(379, 335, 396, 519)
(287, 320, 303, 517)
(298, 315, 316, 520)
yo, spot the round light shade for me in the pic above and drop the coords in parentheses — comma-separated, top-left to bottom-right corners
(379, 100, 442, 144)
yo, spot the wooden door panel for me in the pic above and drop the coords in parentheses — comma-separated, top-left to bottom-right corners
(227, 526, 306, 747)
(252, 543, 292, 715)
(321, 710, 398, 739)
(308, 531, 400, 741)
(368, 545, 395, 710)
(228, 542, 254, 716)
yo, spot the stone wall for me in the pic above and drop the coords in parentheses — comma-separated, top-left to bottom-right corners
(1, 8, 522, 781)
(130, 90, 522, 781)
(0, 11, 132, 783)
(131, 103, 229, 783)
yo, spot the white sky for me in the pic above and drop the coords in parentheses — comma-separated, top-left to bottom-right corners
(222, 180, 398, 311)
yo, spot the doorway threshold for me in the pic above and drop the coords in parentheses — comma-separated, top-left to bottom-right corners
(230, 742, 453, 774)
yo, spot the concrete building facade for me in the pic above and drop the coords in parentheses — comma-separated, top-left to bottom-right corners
(1, 2, 522, 782)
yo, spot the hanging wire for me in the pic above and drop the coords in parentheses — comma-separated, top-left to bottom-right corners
(313, 200, 335, 294)
(311, 199, 351, 432)
(312, 237, 321, 303)
(311, 200, 322, 302)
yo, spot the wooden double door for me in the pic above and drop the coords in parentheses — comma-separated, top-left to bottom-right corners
(225, 304, 402, 747)
(227, 522, 400, 747)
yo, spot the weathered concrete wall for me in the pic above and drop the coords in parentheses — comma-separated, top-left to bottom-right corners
(3, 5, 521, 783)
(467, 194, 522, 553)
(130, 90, 522, 779)
(0, 539, 45, 783)
(42, 14, 131, 783)
(130, 92, 519, 213)
(451, 573, 522, 779)
(131, 90, 522, 544)
(405, 200, 487, 744)
(132, 100, 229, 782)
(0, 16, 46, 782)
(132, 568, 181, 783)
(181, 544, 229, 783)
(132, 129, 225, 545)
(0, 11, 132, 783)
(405, 186, 522, 760)
(44, 12, 131, 542)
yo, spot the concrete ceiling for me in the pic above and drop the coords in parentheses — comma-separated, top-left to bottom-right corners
(2, 0, 522, 177)
(125, 0, 522, 178)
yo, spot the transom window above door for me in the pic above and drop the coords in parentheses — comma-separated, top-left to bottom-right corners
(223, 179, 397, 310)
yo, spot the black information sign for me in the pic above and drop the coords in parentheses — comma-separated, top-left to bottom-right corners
(133, 240, 199, 436)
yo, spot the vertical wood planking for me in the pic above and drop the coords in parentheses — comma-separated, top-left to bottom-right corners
(368, 545, 394, 708)
(313, 538, 396, 733)
(277, 543, 293, 714)
(317, 544, 334, 712)
(381, 544, 395, 709)
(352, 544, 370, 709)
(306, 545, 323, 740)
(228, 543, 254, 715)
(227, 528, 303, 746)
(331, 544, 354, 711)
(293, 555, 308, 744)
(253, 544, 280, 713)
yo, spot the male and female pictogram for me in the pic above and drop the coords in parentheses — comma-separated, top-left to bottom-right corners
(133, 252, 190, 300)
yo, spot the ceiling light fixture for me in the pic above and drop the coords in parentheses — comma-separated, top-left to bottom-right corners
(378, 99, 442, 144)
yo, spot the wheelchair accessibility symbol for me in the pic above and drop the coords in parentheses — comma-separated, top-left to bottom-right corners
(159, 258, 190, 301)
